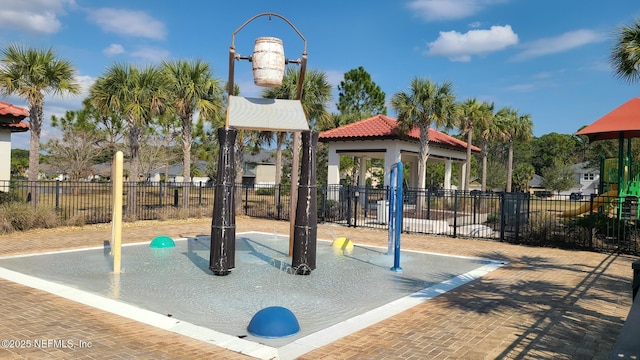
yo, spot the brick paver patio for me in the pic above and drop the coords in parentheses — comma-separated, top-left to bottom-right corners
(0, 216, 636, 359)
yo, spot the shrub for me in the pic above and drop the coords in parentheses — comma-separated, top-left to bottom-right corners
(0, 212, 13, 234)
(2, 203, 34, 231)
(33, 206, 59, 229)
(256, 187, 275, 196)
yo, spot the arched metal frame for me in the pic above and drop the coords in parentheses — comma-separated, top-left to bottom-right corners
(225, 12, 308, 127)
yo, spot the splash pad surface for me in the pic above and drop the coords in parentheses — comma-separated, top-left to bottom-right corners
(0, 232, 505, 359)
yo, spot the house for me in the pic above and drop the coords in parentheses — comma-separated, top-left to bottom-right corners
(147, 161, 211, 185)
(566, 162, 599, 196)
(242, 150, 277, 187)
(0, 101, 29, 190)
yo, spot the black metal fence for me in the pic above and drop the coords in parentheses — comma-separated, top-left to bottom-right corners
(1, 180, 638, 255)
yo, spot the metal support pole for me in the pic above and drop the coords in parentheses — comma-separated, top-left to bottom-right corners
(292, 131, 318, 275)
(210, 128, 237, 276)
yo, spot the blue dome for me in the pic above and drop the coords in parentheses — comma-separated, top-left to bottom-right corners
(247, 306, 300, 338)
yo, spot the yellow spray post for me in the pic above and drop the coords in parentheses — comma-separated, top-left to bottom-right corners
(111, 151, 123, 274)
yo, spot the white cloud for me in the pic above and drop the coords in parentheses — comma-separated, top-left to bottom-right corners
(130, 46, 171, 64)
(323, 69, 344, 87)
(87, 8, 166, 40)
(407, 0, 508, 22)
(0, 0, 75, 34)
(511, 29, 606, 61)
(427, 25, 518, 62)
(103, 44, 125, 57)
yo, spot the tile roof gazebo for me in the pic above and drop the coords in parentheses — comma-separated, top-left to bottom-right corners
(0, 100, 30, 187)
(318, 114, 479, 191)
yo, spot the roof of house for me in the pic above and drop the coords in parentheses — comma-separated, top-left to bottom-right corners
(569, 161, 598, 173)
(148, 161, 209, 177)
(0, 100, 29, 123)
(244, 149, 275, 165)
(318, 114, 480, 152)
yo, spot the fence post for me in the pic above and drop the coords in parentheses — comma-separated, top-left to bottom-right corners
(347, 185, 353, 227)
(320, 185, 326, 223)
(453, 190, 458, 238)
(515, 193, 522, 243)
(173, 188, 178, 207)
(55, 180, 60, 213)
(244, 185, 249, 215)
(277, 184, 282, 220)
(159, 182, 163, 207)
(426, 189, 431, 220)
(199, 182, 203, 205)
(500, 194, 506, 241)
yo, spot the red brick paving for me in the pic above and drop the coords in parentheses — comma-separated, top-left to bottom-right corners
(0, 216, 636, 359)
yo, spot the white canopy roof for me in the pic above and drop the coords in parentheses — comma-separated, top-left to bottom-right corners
(227, 95, 309, 132)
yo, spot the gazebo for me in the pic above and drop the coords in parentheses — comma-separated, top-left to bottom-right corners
(318, 114, 479, 191)
(0, 100, 29, 188)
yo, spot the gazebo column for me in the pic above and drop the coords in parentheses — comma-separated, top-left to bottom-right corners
(358, 156, 367, 207)
(327, 146, 340, 200)
(444, 159, 452, 190)
(409, 158, 419, 189)
(358, 156, 367, 187)
(383, 145, 402, 189)
(459, 162, 466, 191)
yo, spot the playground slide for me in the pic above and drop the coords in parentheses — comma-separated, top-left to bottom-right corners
(560, 189, 618, 218)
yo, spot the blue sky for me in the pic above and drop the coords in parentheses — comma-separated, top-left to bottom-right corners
(2, 0, 639, 149)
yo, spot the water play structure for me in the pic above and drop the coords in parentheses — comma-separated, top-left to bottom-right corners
(210, 12, 314, 277)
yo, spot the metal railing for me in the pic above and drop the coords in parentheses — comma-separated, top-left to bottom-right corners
(1, 180, 638, 255)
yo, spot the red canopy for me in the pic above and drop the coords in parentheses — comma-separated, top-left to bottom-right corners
(576, 97, 640, 141)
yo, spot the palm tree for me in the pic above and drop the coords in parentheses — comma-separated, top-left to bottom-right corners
(261, 67, 332, 186)
(162, 59, 223, 207)
(390, 78, 456, 191)
(90, 63, 170, 216)
(495, 107, 533, 192)
(611, 18, 640, 83)
(476, 111, 502, 191)
(0, 44, 79, 186)
(457, 98, 494, 191)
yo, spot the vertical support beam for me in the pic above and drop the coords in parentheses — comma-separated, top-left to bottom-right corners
(444, 159, 452, 190)
(389, 162, 403, 272)
(289, 132, 300, 256)
(459, 162, 466, 191)
(111, 151, 123, 274)
(383, 145, 401, 189)
(327, 147, 340, 200)
(292, 131, 318, 275)
(327, 147, 340, 184)
(358, 156, 367, 206)
(210, 128, 237, 276)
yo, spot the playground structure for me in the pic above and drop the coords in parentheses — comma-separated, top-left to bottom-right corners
(566, 97, 640, 221)
(561, 156, 640, 219)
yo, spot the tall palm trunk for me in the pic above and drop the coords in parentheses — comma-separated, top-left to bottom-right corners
(464, 130, 472, 191)
(27, 100, 44, 206)
(506, 140, 513, 192)
(416, 124, 430, 211)
(481, 144, 488, 191)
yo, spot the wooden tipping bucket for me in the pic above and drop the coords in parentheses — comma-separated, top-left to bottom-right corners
(252, 37, 285, 88)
